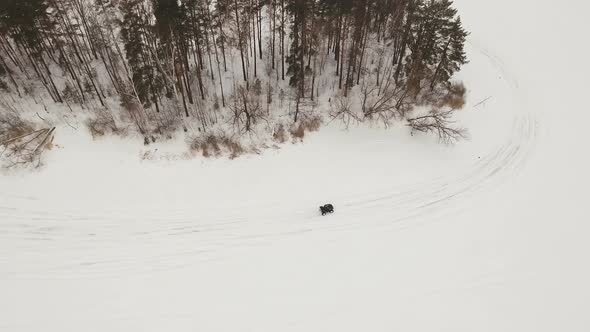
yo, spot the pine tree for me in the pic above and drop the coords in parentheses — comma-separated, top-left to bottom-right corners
(286, 0, 304, 90)
(430, 16, 468, 89)
(401, 0, 468, 94)
(233, 0, 249, 85)
(120, 0, 154, 107)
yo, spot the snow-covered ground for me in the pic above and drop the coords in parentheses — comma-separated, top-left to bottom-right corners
(1, 0, 589, 331)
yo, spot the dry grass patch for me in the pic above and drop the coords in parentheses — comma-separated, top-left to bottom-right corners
(290, 123, 305, 141)
(290, 116, 322, 142)
(190, 134, 244, 159)
(86, 111, 121, 138)
(302, 116, 322, 132)
(273, 124, 288, 143)
(440, 82, 466, 110)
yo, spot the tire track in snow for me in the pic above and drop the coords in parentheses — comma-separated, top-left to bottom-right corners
(338, 41, 538, 223)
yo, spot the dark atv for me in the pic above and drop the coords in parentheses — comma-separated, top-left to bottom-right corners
(319, 204, 334, 216)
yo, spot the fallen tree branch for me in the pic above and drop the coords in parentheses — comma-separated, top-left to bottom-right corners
(1, 127, 56, 169)
(473, 96, 492, 108)
(0, 129, 46, 146)
(33, 127, 56, 154)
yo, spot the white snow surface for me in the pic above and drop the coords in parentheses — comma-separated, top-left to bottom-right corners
(1, 0, 589, 331)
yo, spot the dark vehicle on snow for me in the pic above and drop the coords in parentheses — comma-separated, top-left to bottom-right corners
(319, 204, 334, 216)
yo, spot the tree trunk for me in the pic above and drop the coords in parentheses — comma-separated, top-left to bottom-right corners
(430, 37, 452, 90)
(281, 0, 285, 81)
(272, 0, 276, 69)
(235, 0, 248, 85)
(252, 0, 257, 78)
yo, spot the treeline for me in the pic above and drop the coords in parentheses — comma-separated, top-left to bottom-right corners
(0, 0, 468, 138)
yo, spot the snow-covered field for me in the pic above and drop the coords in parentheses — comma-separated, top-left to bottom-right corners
(1, 0, 589, 331)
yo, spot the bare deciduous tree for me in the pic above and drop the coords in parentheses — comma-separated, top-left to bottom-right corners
(329, 96, 361, 129)
(407, 110, 468, 144)
(360, 81, 411, 126)
(228, 85, 265, 133)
